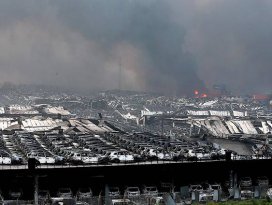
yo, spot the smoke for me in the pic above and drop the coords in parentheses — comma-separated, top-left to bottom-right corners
(0, 0, 271, 95)
(171, 0, 272, 94)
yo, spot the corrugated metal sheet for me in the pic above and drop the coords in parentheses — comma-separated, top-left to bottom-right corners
(44, 106, 71, 115)
(210, 110, 231, 117)
(187, 110, 209, 116)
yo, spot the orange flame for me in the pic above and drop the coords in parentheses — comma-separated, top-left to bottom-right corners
(201, 93, 208, 98)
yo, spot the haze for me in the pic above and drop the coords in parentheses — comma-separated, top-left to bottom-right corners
(0, 0, 271, 95)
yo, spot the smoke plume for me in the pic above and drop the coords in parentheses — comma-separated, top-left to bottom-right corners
(0, 0, 271, 95)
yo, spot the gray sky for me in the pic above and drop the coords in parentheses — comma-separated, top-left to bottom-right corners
(0, 0, 271, 95)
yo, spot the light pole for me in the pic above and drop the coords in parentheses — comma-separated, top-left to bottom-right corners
(34, 175, 39, 205)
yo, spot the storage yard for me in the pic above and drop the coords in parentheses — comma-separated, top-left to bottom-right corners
(0, 85, 271, 204)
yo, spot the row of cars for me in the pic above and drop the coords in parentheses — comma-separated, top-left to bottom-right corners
(0, 133, 57, 165)
(0, 132, 133, 165)
(0, 130, 237, 165)
(39, 177, 272, 204)
(174, 176, 271, 203)
(0, 136, 12, 164)
(0, 134, 33, 165)
(1, 185, 158, 201)
(39, 133, 136, 164)
(53, 185, 158, 199)
(232, 176, 270, 200)
(0, 187, 93, 201)
(1, 177, 271, 203)
(102, 132, 228, 162)
(72, 134, 134, 163)
(15, 134, 56, 164)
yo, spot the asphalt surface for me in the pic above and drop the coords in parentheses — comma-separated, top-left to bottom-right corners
(207, 138, 253, 155)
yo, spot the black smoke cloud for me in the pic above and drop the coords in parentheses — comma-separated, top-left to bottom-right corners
(0, 0, 271, 95)
(0, 0, 205, 95)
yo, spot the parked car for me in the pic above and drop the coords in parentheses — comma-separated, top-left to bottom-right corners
(69, 153, 84, 165)
(210, 184, 222, 192)
(0, 156, 12, 165)
(188, 184, 203, 193)
(109, 151, 134, 163)
(256, 176, 269, 187)
(108, 187, 121, 198)
(239, 177, 252, 188)
(11, 154, 24, 165)
(142, 186, 158, 196)
(149, 196, 165, 205)
(38, 190, 50, 201)
(57, 188, 73, 198)
(9, 188, 23, 199)
(76, 187, 93, 199)
(124, 187, 140, 197)
(54, 155, 66, 165)
(187, 149, 210, 160)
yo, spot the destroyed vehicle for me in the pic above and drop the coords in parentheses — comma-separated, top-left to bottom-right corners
(142, 186, 158, 196)
(109, 151, 134, 163)
(239, 177, 252, 188)
(76, 187, 93, 199)
(256, 176, 269, 187)
(124, 187, 140, 197)
(9, 188, 23, 199)
(189, 184, 203, 193)
(149, 196, 165, 205)
(57, 188, 73, 198)
(38, 190, 50, 201)
(108, 186, 121, 198)
(187, 149, 210, 161)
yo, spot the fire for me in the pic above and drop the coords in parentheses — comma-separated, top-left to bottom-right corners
(194, 90, 208, 98)
(253, 94, 269, 100)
